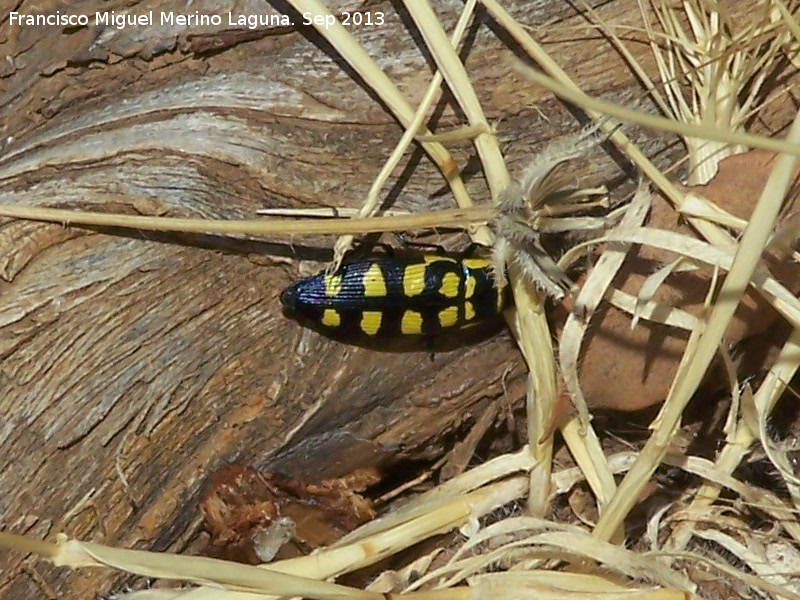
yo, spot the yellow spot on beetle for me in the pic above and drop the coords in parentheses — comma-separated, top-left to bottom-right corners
(465, 275, 476, 299)
(462, 257, 491, 270)
(439, 272, 460, 298)
(424, 255, 456, 264)
(360, 311, 382, 335)
(363, 263, 387, 297)
(465, 301, 475, 321)
(403, 263, 426, 297)
(438, 306, 459, 328)
(321, 309, 341, 327)
(401, 310, 423, 335)
(324, 274, 343, 296)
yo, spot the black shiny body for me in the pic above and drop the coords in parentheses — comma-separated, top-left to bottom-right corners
(280, 255, 509, 338)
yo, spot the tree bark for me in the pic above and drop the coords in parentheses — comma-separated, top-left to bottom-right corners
(0, 1, 793, 598)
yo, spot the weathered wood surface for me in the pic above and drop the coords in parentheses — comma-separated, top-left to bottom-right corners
(0, 1, 795, 598)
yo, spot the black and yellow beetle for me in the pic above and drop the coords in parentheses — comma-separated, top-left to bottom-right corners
(280, 255, 510, 340)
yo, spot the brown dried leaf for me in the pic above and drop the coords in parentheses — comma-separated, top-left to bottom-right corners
(200, 465, 379, 564)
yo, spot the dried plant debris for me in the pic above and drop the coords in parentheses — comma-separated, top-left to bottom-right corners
(583, 0, 800, 185)
(547, 149, 800, 413)
(640, 0, 799, 184)
(200, 465, 378, 564)
(491, 132, 612, 299)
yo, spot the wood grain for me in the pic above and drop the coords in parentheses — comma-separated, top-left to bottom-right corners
(0, 1, 795, 598)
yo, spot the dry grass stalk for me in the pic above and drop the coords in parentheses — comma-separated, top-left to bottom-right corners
(659, 0, 796, 183)
(594, 110, 800, 540)
(559, 186, 651, 429)
(666, 328, 800, 554)
(487, 2, 800, 594)
(617, 0, 799, 184)
(331, 0, 481, 266)
(278, 0, 473, 210)
(577, 2, 800, 573)
(0, 478, 528, 600)
(0, 204, 497, 237)
(396, 0, 558, 519)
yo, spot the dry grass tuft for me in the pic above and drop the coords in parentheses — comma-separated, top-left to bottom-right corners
(638, 0, 797, 183)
